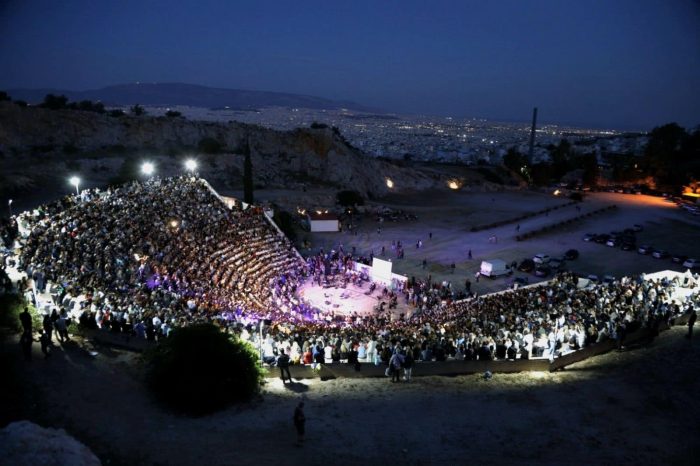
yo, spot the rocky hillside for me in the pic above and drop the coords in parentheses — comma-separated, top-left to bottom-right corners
(0, 102, 512, 202)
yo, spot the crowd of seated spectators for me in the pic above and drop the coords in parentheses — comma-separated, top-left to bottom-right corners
(17, 176, 304, 339)
(10, 176, 699, 364)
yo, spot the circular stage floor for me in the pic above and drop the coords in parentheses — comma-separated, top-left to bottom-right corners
(297, 280, 413, 319)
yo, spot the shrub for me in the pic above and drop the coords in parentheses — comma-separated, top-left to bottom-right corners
(144, 324, 264, 415)
(198, 137, 223, 154)
(273, 209, 297, 241)
(0, 294, 41, 333)
(336, 190, 365, 207)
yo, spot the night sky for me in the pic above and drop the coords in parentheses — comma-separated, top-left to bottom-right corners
(1, 0, 699, 130)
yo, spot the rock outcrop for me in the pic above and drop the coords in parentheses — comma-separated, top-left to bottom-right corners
(0, 420, 101, 466)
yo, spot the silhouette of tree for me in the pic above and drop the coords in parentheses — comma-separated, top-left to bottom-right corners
(243, 138, 254, 204)
(40, 94, 68, 110)
(130, 104, 146, 116)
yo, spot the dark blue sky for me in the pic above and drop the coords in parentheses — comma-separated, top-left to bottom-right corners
(1, 0, 699, 130)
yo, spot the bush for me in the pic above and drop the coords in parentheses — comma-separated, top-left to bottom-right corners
(40, 94, 68, 110)
(336, 190, 364, 207)
(0, 294, 41, 333)
(144, 324, 263, 415)
(198, 137, 223, 154)
(273, 209, 297, 241)
(0, 293, 24, 333)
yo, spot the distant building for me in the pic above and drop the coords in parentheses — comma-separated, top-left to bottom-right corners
(307, 212, 339, 232)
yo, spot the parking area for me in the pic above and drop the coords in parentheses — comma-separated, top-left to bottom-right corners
(297, 190, 700, 296)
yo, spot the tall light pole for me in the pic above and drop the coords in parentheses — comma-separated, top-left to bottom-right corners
(69, 176, 80, 196)
(7, 199, 12, 217)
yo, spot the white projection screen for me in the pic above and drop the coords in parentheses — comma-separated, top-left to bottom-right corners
(372, 257, 393, 284)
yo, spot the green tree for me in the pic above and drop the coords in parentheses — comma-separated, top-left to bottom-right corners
(580, 153, 599, 186)
(643, 123, 693, 188)
(243, 138, 254, 204)
(336, 190, 365, 207)
(109, 156, 140, 185)
(198, 137, 223, 154)
(144, 324, 263, 416)
(273, 209, 297, 241)
(130, 104, 146, 116)
(549, 139, 573, 180)
(40, 94, 68, 110)
(502, 147, 527, 174)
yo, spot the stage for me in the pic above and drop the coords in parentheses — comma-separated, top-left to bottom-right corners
(297, 280, 413, 320)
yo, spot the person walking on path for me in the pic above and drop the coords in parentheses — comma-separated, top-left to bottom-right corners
(20, 330, 32, 361)
(293, 401, 306, 445)
(20, 307, 32, 334)
(39, 330, 51, 359)
(687, 306, 697, 339)
(277, 349, 292, 384)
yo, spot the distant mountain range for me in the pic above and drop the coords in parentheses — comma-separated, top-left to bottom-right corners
(6, 82, 376, 112)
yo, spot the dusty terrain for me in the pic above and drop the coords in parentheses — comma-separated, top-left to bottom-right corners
(2, 325, 698, 466)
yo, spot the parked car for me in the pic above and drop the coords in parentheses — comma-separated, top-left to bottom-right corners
(533, 253, 550, 264)
(682, 258, 700, 269)
(549, 258, 564, 270)
(632, 224, 643, 232)
(621, 241, 636, 251)
(671, 254, 688, 264)
(582, 233, 596, 242)
(638, 244, 653, 255)
(606, 238, 621, 247)
(652, 249, 669, 259)
(534, 265, 551, 277)
(593, 234, 610, 244)
(518, 259, 535, 273)
(513, 276, 529, 286)
(564, 249, 579, 260)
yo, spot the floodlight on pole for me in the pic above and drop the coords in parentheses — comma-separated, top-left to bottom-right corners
(7, 199, 12, 217)
(386, 178, 394, 189)
(141, 162, 155, 177)
(69, 176, 81, 196)
(184, 159, 198, 173)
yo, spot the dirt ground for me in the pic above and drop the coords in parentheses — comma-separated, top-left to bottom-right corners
(3, 187, 700, 465)
(2, 325, 698, 466)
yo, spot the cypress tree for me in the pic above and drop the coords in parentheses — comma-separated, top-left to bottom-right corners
(243, 137, 254, 204)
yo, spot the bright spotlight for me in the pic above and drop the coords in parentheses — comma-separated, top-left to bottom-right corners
(141, 162, 155, 176)
(448, 180, 459, 190)
(184, 159, 198, 172)
(69, 176, 81, 195)
(386, 178, 394, 189)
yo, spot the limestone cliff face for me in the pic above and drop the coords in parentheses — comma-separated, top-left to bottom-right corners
(0, 102, 438, 196)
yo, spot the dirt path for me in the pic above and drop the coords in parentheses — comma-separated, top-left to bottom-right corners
(2, 326, 698, 466)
